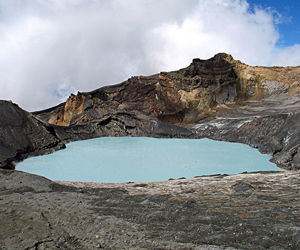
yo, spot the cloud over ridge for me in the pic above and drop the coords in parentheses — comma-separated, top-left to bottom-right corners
(0, 0, 299, 111)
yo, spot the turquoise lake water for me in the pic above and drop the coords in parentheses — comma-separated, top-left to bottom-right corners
(16, 137, 281, 183)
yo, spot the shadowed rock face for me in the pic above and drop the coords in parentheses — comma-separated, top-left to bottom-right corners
(0, 101, 65, 169)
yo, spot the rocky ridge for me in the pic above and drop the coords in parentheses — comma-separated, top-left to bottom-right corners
(33, 53, 300, 127)
(32, 53, 300, 169)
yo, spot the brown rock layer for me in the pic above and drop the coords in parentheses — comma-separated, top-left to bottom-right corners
(34, 53, 300, 127)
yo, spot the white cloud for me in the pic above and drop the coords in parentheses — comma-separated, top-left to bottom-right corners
(148, 0, 281, 70)
(0, 0, 299, 111)
(271, 44, 300, 66)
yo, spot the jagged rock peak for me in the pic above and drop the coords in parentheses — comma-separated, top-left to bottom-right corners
(191, 53, 234, 64)
(213, 52, 234, 61)
(180, 53, 236, 79)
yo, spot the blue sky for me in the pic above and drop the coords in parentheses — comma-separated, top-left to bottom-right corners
(0, 0, 299, 111)
(248, 0, 300, 47)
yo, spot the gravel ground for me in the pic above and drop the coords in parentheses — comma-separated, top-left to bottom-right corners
(1, 169, 300, 249)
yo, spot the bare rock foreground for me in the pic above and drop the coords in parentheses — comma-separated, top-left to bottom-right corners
(1, 169, 299, 249)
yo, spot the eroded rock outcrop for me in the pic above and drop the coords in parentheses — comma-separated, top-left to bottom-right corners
(34, 53, 300, 126)
(32, 53, 300, 169)
(34, 54, 241, 126)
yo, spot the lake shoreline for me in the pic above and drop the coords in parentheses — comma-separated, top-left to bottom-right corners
(16, 137, 280, 183)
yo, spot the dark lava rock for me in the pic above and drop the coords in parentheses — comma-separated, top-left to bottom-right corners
(0, 101, 65, 169)
(191, 103, 300, 170)
(50, 112, 195, 143)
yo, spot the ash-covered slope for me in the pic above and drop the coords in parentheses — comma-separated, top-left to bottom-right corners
(33, 53, 300, 170)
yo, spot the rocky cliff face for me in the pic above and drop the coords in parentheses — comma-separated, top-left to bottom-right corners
(33, 53, 300, 126)
(32, 53, 300, 170)
(33, 53, 240, 126)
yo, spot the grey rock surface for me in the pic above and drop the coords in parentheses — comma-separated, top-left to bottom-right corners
(191, 92, 300, 170)
(1, 169, 299, 249)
